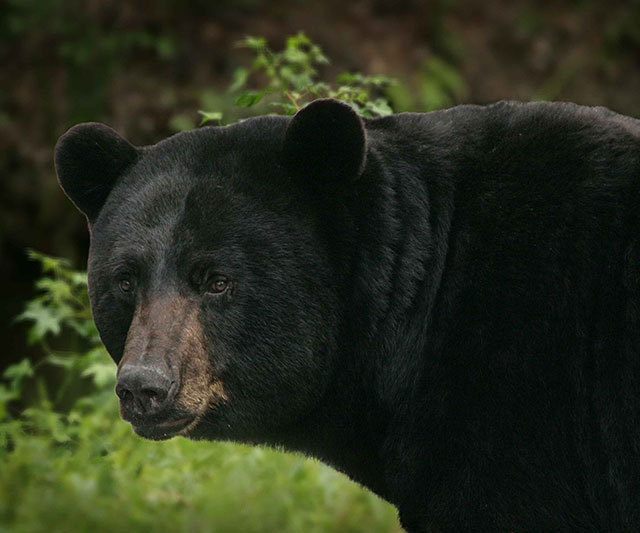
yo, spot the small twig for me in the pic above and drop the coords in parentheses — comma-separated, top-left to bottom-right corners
(285, 91, 300, 111)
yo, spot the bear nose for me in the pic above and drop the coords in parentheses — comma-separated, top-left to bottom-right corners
(115, 365, 174, 416)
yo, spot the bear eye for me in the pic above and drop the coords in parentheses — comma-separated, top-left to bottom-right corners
(119, 278, 133, 293)
(207, 276, 230, 295)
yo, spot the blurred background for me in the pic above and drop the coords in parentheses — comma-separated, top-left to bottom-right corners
(1, 1, 639, 531)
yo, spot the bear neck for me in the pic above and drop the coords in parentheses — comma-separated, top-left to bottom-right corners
(268, 359, 392, 499)
(272, 131, 457, 503)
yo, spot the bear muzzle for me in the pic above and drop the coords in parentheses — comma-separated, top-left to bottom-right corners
(115, 361, 196, 438)
(115, 292, 226, 439)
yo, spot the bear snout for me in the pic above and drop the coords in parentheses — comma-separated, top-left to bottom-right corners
(116, 363, 176, 418)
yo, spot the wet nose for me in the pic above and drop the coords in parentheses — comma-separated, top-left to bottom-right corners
(115, 365, 174, 416)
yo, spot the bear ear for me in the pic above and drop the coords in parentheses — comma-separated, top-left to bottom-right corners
(282, 99, 367, 191)
(54, 123, 139, 222)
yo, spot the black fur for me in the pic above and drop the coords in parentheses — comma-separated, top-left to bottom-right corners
(282, 98, 367, 188)
(55, 122, 139, 222)
(55, 100, 640, 531)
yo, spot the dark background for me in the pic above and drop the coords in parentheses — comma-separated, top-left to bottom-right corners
(2, 0, 640, 369)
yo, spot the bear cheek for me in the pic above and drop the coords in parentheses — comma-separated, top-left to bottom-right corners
(173, 314, 228, 414)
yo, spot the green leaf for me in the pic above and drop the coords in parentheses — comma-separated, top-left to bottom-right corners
(16, 300, 62, 344)
(229, 67, 249, 92)
(235, 91, 265, 107)
(309, 45, 329, 65)
(286, 32, 311, 50)
(82, 362, 116, 389)
(3, 358, 34, 381)
(365, 98, 394, 117)
(69, 271, 88, 287)
(0, 384, 17, 403)
(283, 47, 308, 65)
(35, 277, 74, 302)
(238, 36, 267, 51)
(336, 72, 361, 85)
(43, 353, 76, 370)
(26, 249, 70, 273)
(308, 82, 330, 96)
(197, 110, 223, 126)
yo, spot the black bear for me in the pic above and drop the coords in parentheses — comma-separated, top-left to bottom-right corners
(55, 99, 640, 531)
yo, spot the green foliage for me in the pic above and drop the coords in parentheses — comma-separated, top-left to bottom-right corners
(198, 32, 396, 123)
(16, 250, 94, 345)
(2, 256, 401, 531)
(197, 110, 223, 126)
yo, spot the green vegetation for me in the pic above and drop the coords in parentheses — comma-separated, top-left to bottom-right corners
(172, 32, 397, 132)
(190, 32, 396, 130)
(226, 33, 395, 117)
(1, 38, 402, 531)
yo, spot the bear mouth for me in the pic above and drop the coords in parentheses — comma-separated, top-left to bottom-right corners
(131, 415, 196, 440)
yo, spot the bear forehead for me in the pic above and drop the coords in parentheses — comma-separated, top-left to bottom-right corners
(96, 178, 277, 259)
(92, 162, 306, 272)
(96, 125, 292, 230)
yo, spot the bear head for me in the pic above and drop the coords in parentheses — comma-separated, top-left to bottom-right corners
(54, 99, 367, 443)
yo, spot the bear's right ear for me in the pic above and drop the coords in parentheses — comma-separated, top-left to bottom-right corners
(55, 123, 139, 222)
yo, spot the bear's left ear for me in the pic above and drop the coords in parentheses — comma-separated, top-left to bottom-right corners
(55, 123, 140, 222)
(282, 99, 367, 191)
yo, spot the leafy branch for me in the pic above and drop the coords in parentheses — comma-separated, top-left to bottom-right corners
(199, 32, 395, 124)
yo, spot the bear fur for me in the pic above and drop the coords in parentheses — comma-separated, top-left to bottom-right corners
(55, 99, 640, 531)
